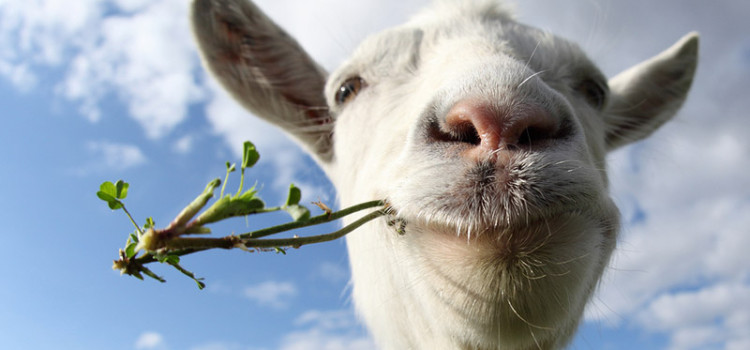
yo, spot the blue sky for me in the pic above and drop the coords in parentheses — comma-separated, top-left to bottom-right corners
(1, 1, 748, 349)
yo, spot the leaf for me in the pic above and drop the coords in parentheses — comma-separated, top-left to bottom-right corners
(96, 191, 116, 202)
(107, 199, 123, 210)
(99, 181, 117, 197)
(97, 181, 123, 209)
(226, 162, 236, 173)
(171, 178, 221, 228)
(286, 184, 302, 206)
(274, 247, 287, 255)
(169, 262, 206, 290)
(125, 242, 137, 258)
(156, 254, 179, 264)
(238, 187, 259, 201)
(144, 217, 155, 230)
(195, 194, 266, 225)
(241, 141, 260, 169)
(140, 267, 166, 283)
(165, 255, 180, 265)
(115, 180, 129, 199)
(283, 204, 310, 222)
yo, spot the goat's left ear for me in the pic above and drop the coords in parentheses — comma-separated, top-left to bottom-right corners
(192, 0, 333, 163)
(604, 32, 699, 150)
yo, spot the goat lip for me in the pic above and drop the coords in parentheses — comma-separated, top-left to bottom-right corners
(403, 209, 595, 258)
(392, 198, 587, 238)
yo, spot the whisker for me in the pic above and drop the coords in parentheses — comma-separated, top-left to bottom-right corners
(517, 70, 547, 89)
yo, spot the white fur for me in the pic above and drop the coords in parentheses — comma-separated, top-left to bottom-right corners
(191, 1, 699, 349)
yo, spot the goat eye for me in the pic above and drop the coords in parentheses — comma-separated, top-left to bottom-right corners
(576, 79, 607, 109)
(335, 77, 367, 105)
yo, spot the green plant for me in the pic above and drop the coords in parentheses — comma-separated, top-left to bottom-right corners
(100, 141, 386, 289)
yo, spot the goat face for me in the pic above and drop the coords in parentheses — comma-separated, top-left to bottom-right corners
(192, 1, 698, 349)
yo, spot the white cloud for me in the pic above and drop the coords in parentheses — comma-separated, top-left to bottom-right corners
(135, 331, 167, 350)
(58, 0, 204, 136)
(0, 60, 36, 91)
(553, 1, 750, 349)
(315, 262, 349, 284)
(583, 38, 750, 348)
(87, 140, 147, 170)
(202, 75, 333, 201)
(636, 283, 750, 350)
(173, 134, 194, 154)
(253, 0, 428, 71)
(0, 0, 203, 137)
(243, 281, 297, 309)
(202, 77, 292, 156)
(186, 310, 372, 350)
(279, 309, 375, 350)
(190, 342, 266, 350)
(0, 0, 104, 65)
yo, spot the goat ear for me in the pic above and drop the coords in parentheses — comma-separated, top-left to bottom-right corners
(604, 32, 699, 151)
(191, 0, 333, 162)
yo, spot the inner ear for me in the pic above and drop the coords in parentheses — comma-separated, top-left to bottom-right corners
(192, 0, 334, 163)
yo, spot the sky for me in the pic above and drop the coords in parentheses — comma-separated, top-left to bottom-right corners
(0, 0, 748, 350)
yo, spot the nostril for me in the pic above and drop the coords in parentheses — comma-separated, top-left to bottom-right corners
(433, 99, 562, 155)
(517, 126, 553, 147)
(427, 118, 482, 146)
(446, 121, 482, 145)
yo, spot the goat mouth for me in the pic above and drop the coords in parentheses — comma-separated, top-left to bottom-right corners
(386, 158, 606, 240)
(404, 205, 586, 239)
(395, 207, 606, 277)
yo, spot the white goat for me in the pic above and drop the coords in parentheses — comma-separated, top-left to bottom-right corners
(191, 1, 698, 349)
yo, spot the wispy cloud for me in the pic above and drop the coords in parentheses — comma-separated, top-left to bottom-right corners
(279, 309, 375, 350)
(173, 134, 195, 154)
(86, 140, 147, 171)
(0, 0, 203, 138)
(58, 0, 204, 137)
(243, 281, 297, 309)
(315, 262, 349, 284)
(0, 60, 35, 91)
(69, 140, 146, 176)
(135, 331, 167, 350)
(575, 2, 750, 348)
(0, 0, 104, 65)
(190, 342, 266, 350)
(638, 282, 750, 350)
(202, 75, 334, 200)
(185, 310, 372, 350)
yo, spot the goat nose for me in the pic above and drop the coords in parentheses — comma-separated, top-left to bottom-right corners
(442, 99, 560, 157)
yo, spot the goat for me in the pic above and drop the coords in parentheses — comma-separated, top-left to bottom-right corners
(191, 0, 698, 349)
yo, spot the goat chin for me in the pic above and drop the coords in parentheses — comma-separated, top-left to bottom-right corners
(192, 0, 699, 348)
(347, 210, 617, 350)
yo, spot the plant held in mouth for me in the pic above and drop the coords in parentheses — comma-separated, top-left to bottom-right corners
(100, 141, 386, 289)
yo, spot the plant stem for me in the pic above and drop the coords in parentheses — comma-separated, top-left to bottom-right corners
(127, 200, 386, 267)
(243, 209, 387, 248)
(121, 204, 143, 236)
(220, 171, 229, 198)
(243, 200, 384, 239)
(236, 168, 245, 197)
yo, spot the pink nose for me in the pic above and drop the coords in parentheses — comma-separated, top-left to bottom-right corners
(442, 99, 560, 159)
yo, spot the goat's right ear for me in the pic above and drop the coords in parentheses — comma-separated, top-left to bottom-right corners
(192, 0, 333, 162)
